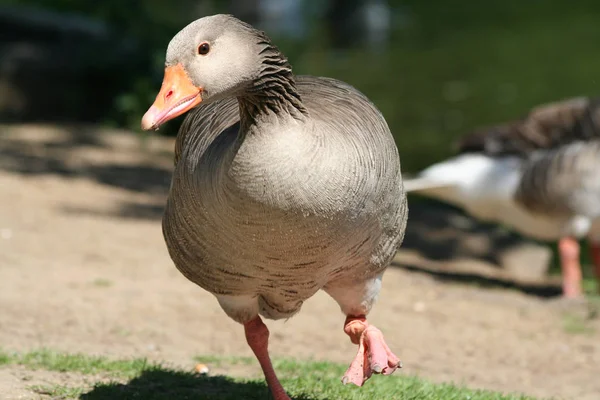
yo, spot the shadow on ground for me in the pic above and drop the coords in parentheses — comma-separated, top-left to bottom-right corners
(400, 199, 547, 266)
(392, 199, 562, 296)
(0, 123, 172, 220)
(393, 260, 562, 298)
(80, 368, 313, 400)
(0, 124, 173, 195)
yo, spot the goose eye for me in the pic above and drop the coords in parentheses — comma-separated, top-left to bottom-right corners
(198, 43, 210, 55)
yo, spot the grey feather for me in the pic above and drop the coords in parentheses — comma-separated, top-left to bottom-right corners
(515, 140, 600, 230)
(457, 96, 600, 156)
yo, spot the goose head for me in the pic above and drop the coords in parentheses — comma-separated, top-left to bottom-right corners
(141, 15, 268, 131)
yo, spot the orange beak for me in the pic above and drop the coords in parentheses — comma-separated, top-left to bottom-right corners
(141, 64, 203, 131)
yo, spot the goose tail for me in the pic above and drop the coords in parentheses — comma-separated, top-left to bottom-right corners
(403, 176, 456, 194)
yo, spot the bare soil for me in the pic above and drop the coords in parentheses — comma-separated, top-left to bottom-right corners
(1, 124, 599, 400)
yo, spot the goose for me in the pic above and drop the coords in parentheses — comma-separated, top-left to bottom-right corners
(404, 96, 600, 298)
(140, 14, 407, 399)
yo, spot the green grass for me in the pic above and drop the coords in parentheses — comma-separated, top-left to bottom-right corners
(194, 354, 255, 366)
(31, 384, 87, 398)
(561, 294, 600, 335)
(0, 349, 148, 378)
(563, 313, 596, 335)
(90, 278, 113, 288)
(0, 349, 539, 400)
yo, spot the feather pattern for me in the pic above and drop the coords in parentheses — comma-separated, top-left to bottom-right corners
(163, 54, 406, 322)
(515, 140, 600, 236)
(457, 97, 600, 156)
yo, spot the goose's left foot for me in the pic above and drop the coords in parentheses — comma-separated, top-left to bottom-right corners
(341, 316, 401, 386)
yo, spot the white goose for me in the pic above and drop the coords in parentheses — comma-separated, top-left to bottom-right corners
(405, 97, 600, 298)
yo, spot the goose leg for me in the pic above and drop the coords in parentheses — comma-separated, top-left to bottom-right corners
(324, 274, 401, 386)
(589, 240, 600, 294)
(244, 316, 290, 400)
(341, 315, 401, 386)
(558, 237, 583, 298)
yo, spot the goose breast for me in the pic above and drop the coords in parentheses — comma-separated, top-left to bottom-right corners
(163, 76, 406, 317)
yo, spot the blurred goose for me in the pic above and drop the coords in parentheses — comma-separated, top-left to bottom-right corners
(141, 15, 407, 399)
(404, 97, 600, 298)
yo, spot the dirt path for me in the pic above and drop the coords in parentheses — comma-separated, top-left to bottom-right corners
(1, 124, 599, 400)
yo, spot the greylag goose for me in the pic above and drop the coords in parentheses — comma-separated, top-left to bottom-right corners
(404, 97, 600, 298)
(141, 14, 407, 399)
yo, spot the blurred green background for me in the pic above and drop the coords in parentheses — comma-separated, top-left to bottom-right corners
(2, 0, 599, 173)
